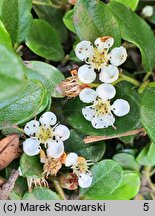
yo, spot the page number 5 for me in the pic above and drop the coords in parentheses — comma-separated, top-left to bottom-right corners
(143, 203, 149, 212)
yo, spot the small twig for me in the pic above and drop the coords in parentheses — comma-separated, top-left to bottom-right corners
(0, 170, 19, 200)
(84, 128, 145, 144)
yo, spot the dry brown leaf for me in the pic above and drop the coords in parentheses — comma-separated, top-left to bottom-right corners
(0, 134, 20, 170)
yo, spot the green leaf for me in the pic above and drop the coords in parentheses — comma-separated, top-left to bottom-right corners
(0, 0, 32, 45)
(141, 87, 155, 143)
(33, 0, 67, 42)
(26, 19, 64, 61)
(20, 154, 43, 178)
(65, 129, 106, 163)
(0, 44, 25, 101)
(0, 80, 49, 129)
(113, 153, 139, 171)
(108, 1, 155, 71)
(0, 20, 12, 48)
(63, 9, 75, 33)
(137, 143, 155, 166)
(100, 171, 140, 200)
(111, 0, 139, 11)
(80, 160, 123, 199)
(23, 188, 60, 200)
(64, 82, 141, 136)
(25, 61, 65, 98)
(73, 0, 121, 45)
(9, 177, 28, 200)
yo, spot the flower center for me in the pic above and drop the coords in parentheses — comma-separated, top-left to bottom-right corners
(90, 48, 108, 69)
(36, 126, 54, 144)
(93, 99, 111, 116)
(73, 157, 88, 175)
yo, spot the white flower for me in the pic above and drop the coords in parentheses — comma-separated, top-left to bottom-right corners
(23, 112, 70, 158)
(78, 173, 93, 188)
(65, 153, 93, 188)
(142, 5, 153, 17)
(75, 36, 127, 84)
(79, 84, 130, 129)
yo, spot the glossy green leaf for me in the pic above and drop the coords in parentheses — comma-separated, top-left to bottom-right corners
(26, 19, 64, 61)
(108, 1, 155, 71)
(20, 154, 43, 178)
(100, 171, 140, 200)
(141, 87, 155, 143)
(0, 80, 49, 129)
(23, 188, 60, 200)
(33, 0, 67, 42)
(0, 20, 12, 48)
(0, 0, 32, 45)
(73, 0, 121, 45)
(65, 129, 106, 163)
(64, 82, 141, 136)
(113, 153, 139, 171)
(0, 44, 25, 101)
(80, 160, 123, 199)
(111, 0, 139, 11)
(25, 61, 65, 98)
(137, 143, 155, 166)
(63, 9, 75, 33)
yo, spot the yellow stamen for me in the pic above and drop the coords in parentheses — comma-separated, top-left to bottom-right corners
(36, 126, 54, 144)
(93, 99, 111, 116)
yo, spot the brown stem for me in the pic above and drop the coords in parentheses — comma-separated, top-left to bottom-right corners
(83, 128, 145, 144)
(0, 170, 19, 200)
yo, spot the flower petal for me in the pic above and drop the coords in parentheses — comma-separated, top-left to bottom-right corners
(99, 64, 119, 83)
(79, 88, 97, 103)
(94, 36, 114, 53)
(65, 153, 78, 167)
(96, 83, 116, 101)
(54, 124, 70, 141)
(108, 46, 127, 66)
(78, 173, 93, 188)
(39, 112, 57, 127)
(91, 114, 115, 129)
(78, 65, 96, 84)
(24, 120, 40, 136)
(82, 106, 95, 121)
(47, 140, 64, 158)
(23, 138, 40, 156)
(111, 99, 130, 117)
(75, 41, 94, 62)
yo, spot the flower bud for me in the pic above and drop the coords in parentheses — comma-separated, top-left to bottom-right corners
(142, 5, 153, 17)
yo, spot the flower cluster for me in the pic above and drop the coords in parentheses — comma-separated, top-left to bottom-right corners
(22, 112, 93, 190)
(59, 36, 130, 129)
(65, 153, 93, 188)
